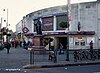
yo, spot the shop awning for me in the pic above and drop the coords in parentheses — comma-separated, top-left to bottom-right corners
(24, 33, 34, 36)
(43, 31, 95, 36)
(24, 31, 95, 37)
(67, 31, 95, 35)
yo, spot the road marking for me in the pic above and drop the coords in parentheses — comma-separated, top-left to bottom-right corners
(94, 72, 100, 73)
(65, 68, 68, 70)
(24, 71, 27, 72)
(78, 65, 80, 66)
(5, 68, 20, 71)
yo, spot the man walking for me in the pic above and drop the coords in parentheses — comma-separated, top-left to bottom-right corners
(89, 40, 93, 60)
(5, 42, 11, 54)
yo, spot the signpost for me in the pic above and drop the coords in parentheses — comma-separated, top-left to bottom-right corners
(43, 19, 53, 29)
(22, 27, 29, 33)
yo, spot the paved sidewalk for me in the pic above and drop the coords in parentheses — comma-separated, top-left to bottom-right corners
(0, 47, 29, 69)
(0, 47, 100, 69)
(23, 50, 100, 69)
(23, 56, 100, 69)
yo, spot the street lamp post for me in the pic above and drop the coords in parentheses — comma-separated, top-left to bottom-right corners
(66, 0, 71, 61)
(3, 9, 8, 29)
(66, 3, 69, 61)
(3, 8, 9, 42)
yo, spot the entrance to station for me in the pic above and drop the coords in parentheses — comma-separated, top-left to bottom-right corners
(57, 37, 67, 49)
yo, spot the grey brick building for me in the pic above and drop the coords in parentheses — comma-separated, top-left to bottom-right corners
(16, 1, 100, 49)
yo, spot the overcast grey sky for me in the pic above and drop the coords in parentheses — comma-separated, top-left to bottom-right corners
(0, 0, 96, 32)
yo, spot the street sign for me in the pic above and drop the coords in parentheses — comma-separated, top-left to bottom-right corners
(43, 19, 52, 29)
(22, 27, 29, 33)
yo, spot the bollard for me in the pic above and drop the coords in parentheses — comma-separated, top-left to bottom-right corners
(29, 51, 34, 64)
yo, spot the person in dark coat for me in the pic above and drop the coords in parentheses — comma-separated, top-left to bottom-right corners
(5, 42, 11, 54)
(20, 41, 22, 47)
(89, 40, 94, 60)
(78, 22, 81, 31)
(90, 40, 93, 50)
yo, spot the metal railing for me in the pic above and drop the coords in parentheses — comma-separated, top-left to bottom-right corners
(28, 49, 100, 64)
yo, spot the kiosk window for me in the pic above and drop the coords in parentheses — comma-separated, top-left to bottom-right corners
(81, 41, 85, 46)
(75, 41, 79, 46)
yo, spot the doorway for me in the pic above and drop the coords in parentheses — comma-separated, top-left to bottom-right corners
(58, 37, 67, 49)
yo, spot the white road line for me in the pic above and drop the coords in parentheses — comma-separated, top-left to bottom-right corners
(94, 72, 100, 73)
(5, 68, 20, 71)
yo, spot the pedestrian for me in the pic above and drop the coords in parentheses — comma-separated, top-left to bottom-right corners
(11, 39, 14, 47)
(89, 40, 94, 60)
(27, 40, 30, 47)
(23, 40, 27, 49)
(59, 43, 64, 54)
(14, 39, 17, 48)
(4, 42, 11, 54)
(78, 22, 81, 31)
(20, 40, 22, 47)
(89, 40, 93, 50)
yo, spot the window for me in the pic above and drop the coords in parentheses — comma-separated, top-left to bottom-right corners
(81, 41, 85, 46)
(75, 41, 79, 46)
(42, 17, 53, 31)
(86, 5, 90, 8)
(56, 15, 67, 30)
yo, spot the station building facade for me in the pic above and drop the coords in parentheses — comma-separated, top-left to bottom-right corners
(16, 1, 100, 49)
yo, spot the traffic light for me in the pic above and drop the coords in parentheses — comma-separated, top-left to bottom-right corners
(7, 34, 11, 36)
(47, 38, 53, 42)
(17, 32, 21, 37)
(44, 38, 53, 45)
(3, 32, 7, 35)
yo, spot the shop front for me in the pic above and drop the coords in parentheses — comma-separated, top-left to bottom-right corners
(68, 31, 95, 50)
